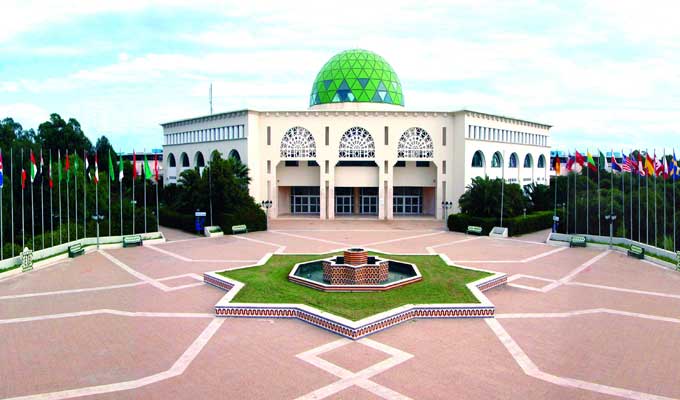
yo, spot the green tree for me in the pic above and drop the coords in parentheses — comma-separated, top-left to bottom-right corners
(524, 183, 552, 211)
(36, 113, 92, 155)
(458, 176, 527, 218)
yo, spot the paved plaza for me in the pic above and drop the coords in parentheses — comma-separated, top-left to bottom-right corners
(1, 220, 679, 400)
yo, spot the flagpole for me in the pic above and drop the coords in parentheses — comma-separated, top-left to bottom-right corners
(50, 151, 54, 247)
(96, 162, 99, 247)
(663, 149, 666, 247)
(598, 151, 601, 236)
(574, 163, 577, 234)
(31, 152, 34, 250)
(40, 150, 45, 250)
(83, 149, 87, 238)
(621, 151, 625, 240)
(74, 151, 78, 241)
(673, 154, 677, 252)
(21, 149, 24, 249)
(58, 151, 61, 245)
(108, 153, 111, 237)
(144, 150, 147, 233)
(646, 149, 649, 245)
(500, 150, 505, 227)
(654, 151, 657, 248)
(132, 151, 135, 235)
(67, 152, 70, 242)
(10, 148, 14, 257)
(629, 150, 632, 240)
(610, 149, 613, 226)
(155, 176, 159, 232)
(565, 168, 570, 233)
(586, 152, 590, 235)
(1, 150, 3, 260)
(119, 151, 123, 236)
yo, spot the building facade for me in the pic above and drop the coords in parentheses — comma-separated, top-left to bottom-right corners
(161, 49, 551, 220)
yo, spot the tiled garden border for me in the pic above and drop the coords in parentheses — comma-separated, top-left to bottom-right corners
(204, 251, 507, 339)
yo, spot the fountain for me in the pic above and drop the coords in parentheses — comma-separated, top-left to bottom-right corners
(289, 248, 421, 292)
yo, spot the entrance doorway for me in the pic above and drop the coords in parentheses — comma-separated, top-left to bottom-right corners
(335, 187, 354, 214)
(360, 187, 378, 215)
(290, 187, 320, 214)
(393, 187, 423, 215)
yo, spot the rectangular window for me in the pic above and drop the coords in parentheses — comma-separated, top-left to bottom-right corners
(442, 127, 447, 146)
(325, 160, 329, 174)
(416, 161, 430, 168)
(267, 160, 271, 174)
(308, 161, 319, 167)
(267, 126, 271, 145)
(467, 125, 471, 139)
(325, 127, 329, 146)
(285, 160, 299, 167)
(395, 161, 406, 167)
(384, 126, 389, 145)
(442, 160, 447, 174)
(384, 160, 388, 174)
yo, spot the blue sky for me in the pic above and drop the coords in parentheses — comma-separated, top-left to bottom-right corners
(1, 0, 679, 153)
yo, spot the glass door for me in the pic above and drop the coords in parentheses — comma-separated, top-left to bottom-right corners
(360, 187, 378, 215)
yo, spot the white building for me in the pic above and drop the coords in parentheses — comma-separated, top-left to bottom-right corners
(161, 49, 551, 220)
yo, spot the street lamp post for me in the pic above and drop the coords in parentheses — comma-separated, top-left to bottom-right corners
(604, 214, 617, 249)
(92, 214, 105, 249)
(261, 200, 272, 231)
(441, 201, 453, 228)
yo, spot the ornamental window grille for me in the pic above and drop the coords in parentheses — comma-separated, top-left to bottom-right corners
(397, 127, 434, 158)
(537, 154, 546, 168)
(509, 153, 519, 168)
(471, 151, 485, 168)
(280, 126, 317, 158)
(338, 127, 375, 158)
(524, 154, 533, 168)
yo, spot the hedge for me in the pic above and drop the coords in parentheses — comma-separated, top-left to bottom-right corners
(447, 210, 562, 236)
(160, 205, 267, 235)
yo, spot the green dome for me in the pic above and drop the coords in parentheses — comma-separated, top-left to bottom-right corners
(309, 49, 404, 107)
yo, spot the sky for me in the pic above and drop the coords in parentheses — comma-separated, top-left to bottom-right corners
(1, 0, 679, 153)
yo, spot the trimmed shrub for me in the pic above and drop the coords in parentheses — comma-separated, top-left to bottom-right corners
(448, 210, 561, 236)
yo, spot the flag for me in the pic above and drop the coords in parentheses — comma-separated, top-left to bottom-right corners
(575, 151, 585, 167)
(85, 151, 90, 180)
(645, 153, 655, 176)
(621, 153, 632, 173)
(0, 150, 3, 188)
(65, 152, 70, 183)
(153, 155, 159, 181)
(144, 154, 153, 180)
(48, 153, 53, 189)
(73, 152, 79, 179)
(132, 151, 137, 181)
(611, 154, 622, 172)
(598, 150, 607, 171)
(673, 151, 679, 181)
(21, 168, 26, 189)
(554, 154, 561, 175)
(108, 151, 115, 181)
(624, 152, 635, 173)
(638, 153, 647, 177)
(30, 150, 37, 182)
(93, 153, 99, 184)
(566, 153, 575, 171)
(654, 153, 664, 177)
(118, 152, 124, 182)
(586, 151, 597, 172)
(662, 155, 669, 180)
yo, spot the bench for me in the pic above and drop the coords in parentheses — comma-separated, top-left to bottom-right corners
(123, 235, 143, 248)
(569, 236, 587, 248)
(627, 245, 644, 259)
(466, 225, 483, 236)
(232, 225, 248, 234)
(68, 243, 84, 258)
(676, 251, 680, 271)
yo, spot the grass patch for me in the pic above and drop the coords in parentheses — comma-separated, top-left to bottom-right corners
(217, 252, 492, 321)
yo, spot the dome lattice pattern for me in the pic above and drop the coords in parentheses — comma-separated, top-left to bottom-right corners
(310, 49, 404, 107)
(397, 127, 434, 158)
(280, 126, 317, 159)
(339, 127, 375, 158)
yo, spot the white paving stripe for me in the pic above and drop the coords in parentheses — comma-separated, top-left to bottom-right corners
(540, 250, 611, 292)
(269, 230, 350, 246)
(0, 309, 215, 325)
(454, 245, 569, 264)
(486, 318, 677, 400)
(232, 234, 287, 249)
(0, 281, 148, 300)
(495, 308, 680, 324)
(4, 317, 224, 400)
(429, 236, 482, 249)
(566, 281, 680, 300)
(146, 244, 258, 263)
(296, 338, 414, 400)
(363, 231, 445, 246)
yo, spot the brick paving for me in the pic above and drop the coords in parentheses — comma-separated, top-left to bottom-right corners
(1, 220, 678, 400)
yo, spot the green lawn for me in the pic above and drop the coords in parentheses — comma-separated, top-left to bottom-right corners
(217, 253, 492, 321)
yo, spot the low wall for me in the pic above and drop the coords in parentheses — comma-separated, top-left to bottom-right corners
(0, 232, 165, 277)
